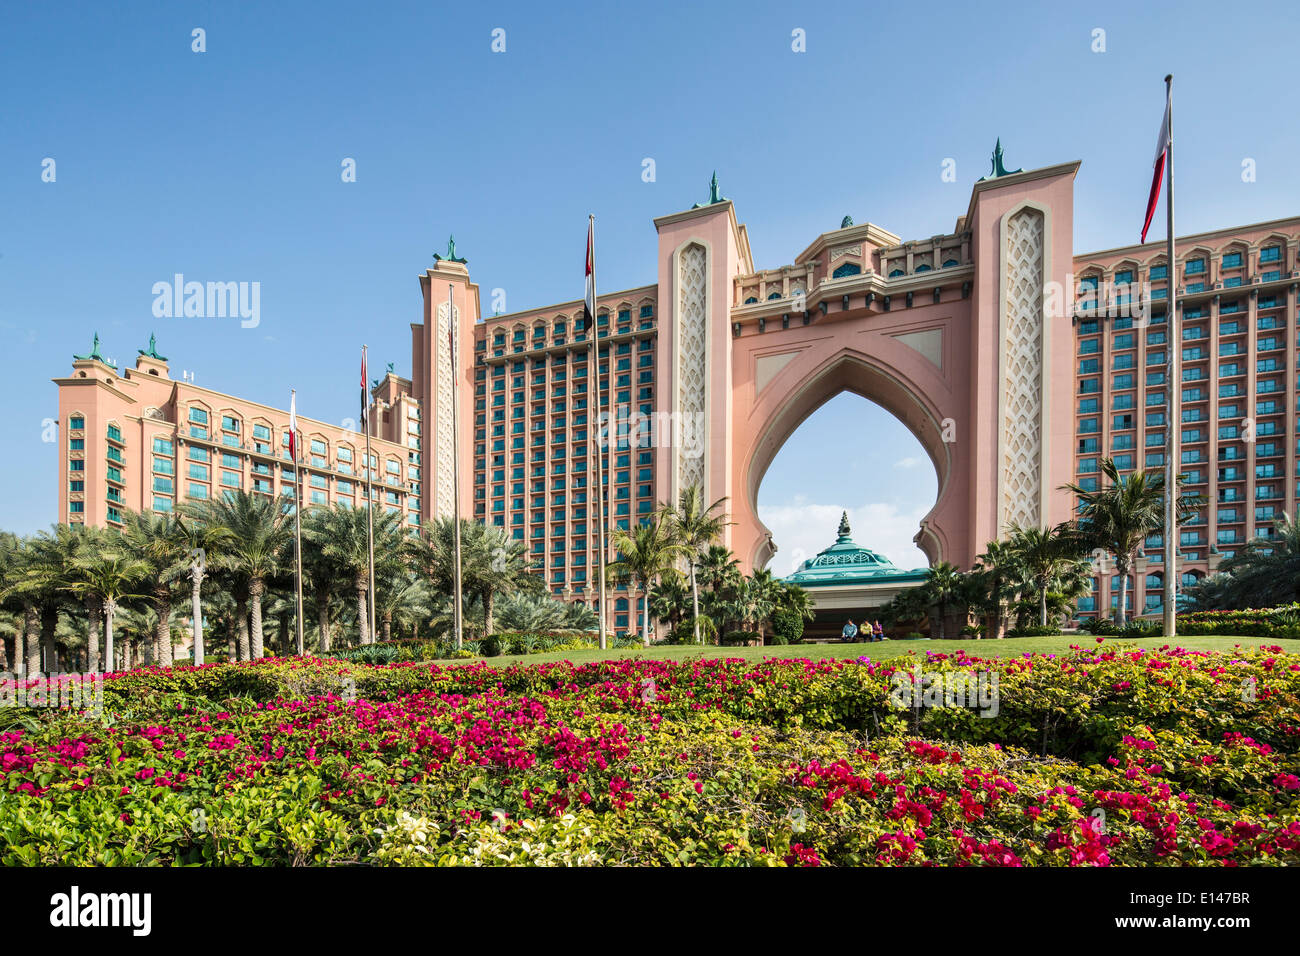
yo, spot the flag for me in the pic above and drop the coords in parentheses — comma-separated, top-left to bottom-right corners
(288, 390, 298, 462)
(360, 347, 368, 428)
(582, 218, 595, 332)
(1141, 88, 1171, 244)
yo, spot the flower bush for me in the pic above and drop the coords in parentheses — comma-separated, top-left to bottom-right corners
(1179, 604, 1300, 638)
(1, 642, 1297, 866)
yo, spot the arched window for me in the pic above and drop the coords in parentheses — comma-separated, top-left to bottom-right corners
(767, 292, 782, 301)
(914, 263, 932, 273)
(832, 262, 861, 279)
(744, 296, 758, 304)
(888, 269, 905, 278)
(942, 259, 959, 268)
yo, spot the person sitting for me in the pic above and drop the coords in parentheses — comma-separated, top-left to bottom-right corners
(873, 620, 885, 642)
(842, 620, 858, 642)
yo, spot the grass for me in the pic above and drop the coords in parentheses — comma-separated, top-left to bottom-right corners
(440, 635, 1292, 668)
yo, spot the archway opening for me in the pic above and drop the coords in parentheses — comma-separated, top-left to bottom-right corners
(757, 392, 938, 575)
(755, 392, 938, 640)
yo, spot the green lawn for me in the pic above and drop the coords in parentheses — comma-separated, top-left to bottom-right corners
(442, 635, 1290, 668)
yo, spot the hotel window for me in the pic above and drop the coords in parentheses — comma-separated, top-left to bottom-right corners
(152, 496, 173, 512)
(69, 480, 84, 492)
(69, 459, 84, 472)
(189, 463, 210, 481)
(1185, 258, 1205, 276)
(69, 416, 84, 430)
(1259, 246, 1281, 264)
(1222, 252, 1242, 268)
(106, 506, 122, 524)
(221, 471, 241, 488)
(153, 476, 174, 493)
(107, 424, 122, 443)
(221, 415, 240, 433)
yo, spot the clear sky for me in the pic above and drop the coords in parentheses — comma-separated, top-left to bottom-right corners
(3, 0, 1298, 568)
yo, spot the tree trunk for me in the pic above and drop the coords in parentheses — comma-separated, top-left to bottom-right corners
(483, 588, 495, 639)
(191, 568, 205, 666)
(249, 577, 266, 658)
(1039, 584, 1049, 628)
(104, 600, 116, 673)
(356, 581, 369, 646)
(236, 595, 251, 661)
(227, 623, 236, 662)
(642, 583, 652, 647)
(318, 593, 333, 652)
(85, 596, 102, 673)
(382, 614, 392, 643)
(40, 606, 58, 674)
(153, 586, 172, 666)
(1114, 556, 1130, 627)
(690, 563, 701, 645)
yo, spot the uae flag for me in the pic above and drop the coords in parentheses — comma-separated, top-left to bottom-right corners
(360, 348, 368, 428)
(581, 218, 595, 332)
(1141, 87, 1172, 244)
(288, 390, 298, 462)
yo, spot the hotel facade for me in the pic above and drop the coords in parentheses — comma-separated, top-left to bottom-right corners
(55, 150, 1300, 629)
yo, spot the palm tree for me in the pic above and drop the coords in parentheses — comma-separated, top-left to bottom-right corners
(495, 591, 597, 633)
(61, 534, 149, 672)
(308, 505, 405, 645)
(122, 510, 203, 665)
(374, 573, 431, 642)
(974, 539, 1024, 638)
(919, 561, 976, 639)
(0, 532, 25, 672)
(1064, 459, 1202, 626)
(301, 510, 351, 653)
(185, 492, 287, 659)
(468, 524, 540, 638)
(1004, 524, 1090, 628)
(15, 524, 86, 672)
(659, 485, 729, 645)
(609, 518, 687, 645)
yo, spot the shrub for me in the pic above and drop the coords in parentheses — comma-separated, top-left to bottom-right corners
(771, 608, 805, 645)
(1005, 625, 1063, 638)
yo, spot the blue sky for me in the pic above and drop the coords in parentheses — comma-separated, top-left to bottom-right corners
(2, 0, 1297, 568)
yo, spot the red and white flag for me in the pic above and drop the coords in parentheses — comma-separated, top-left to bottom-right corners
(360, 347, 368, 428)
(582, 218, 595, 331)
(1141, 88, 1171, 244)
(288, 390, 298, 462)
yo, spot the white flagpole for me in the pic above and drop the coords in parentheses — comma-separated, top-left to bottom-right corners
(1162, 74, 1179, 639)
(589, 215, 609, 650)
(449, 284, 465, 651)
(291, 389, 305, 656)
(363, 346, 376, 645)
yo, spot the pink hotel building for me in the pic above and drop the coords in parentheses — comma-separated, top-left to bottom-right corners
(55, 151, 1300, 628)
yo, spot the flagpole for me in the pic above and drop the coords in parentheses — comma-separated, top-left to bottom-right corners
(449, 284, 465, 651)
(363, 345, 377, 646)
(291, 389, 305, 657)
(589, 215, 609, 650)
(1161, 74, 1179, 639)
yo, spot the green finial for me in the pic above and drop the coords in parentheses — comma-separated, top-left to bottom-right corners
(840, 215, 854, 229)
(434, 234, 467, 264)
(837, 511, 851, 540)
(692, 171, 728, 209)
(74, 331, 116, 368)
(138, 332, 167, 362)
(979, 138, 1023, 181)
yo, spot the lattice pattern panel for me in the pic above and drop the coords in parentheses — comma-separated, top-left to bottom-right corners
(435, 301, 458, 518)
(1000, 208, 1045, 530)
(677, 243, 708, 494)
